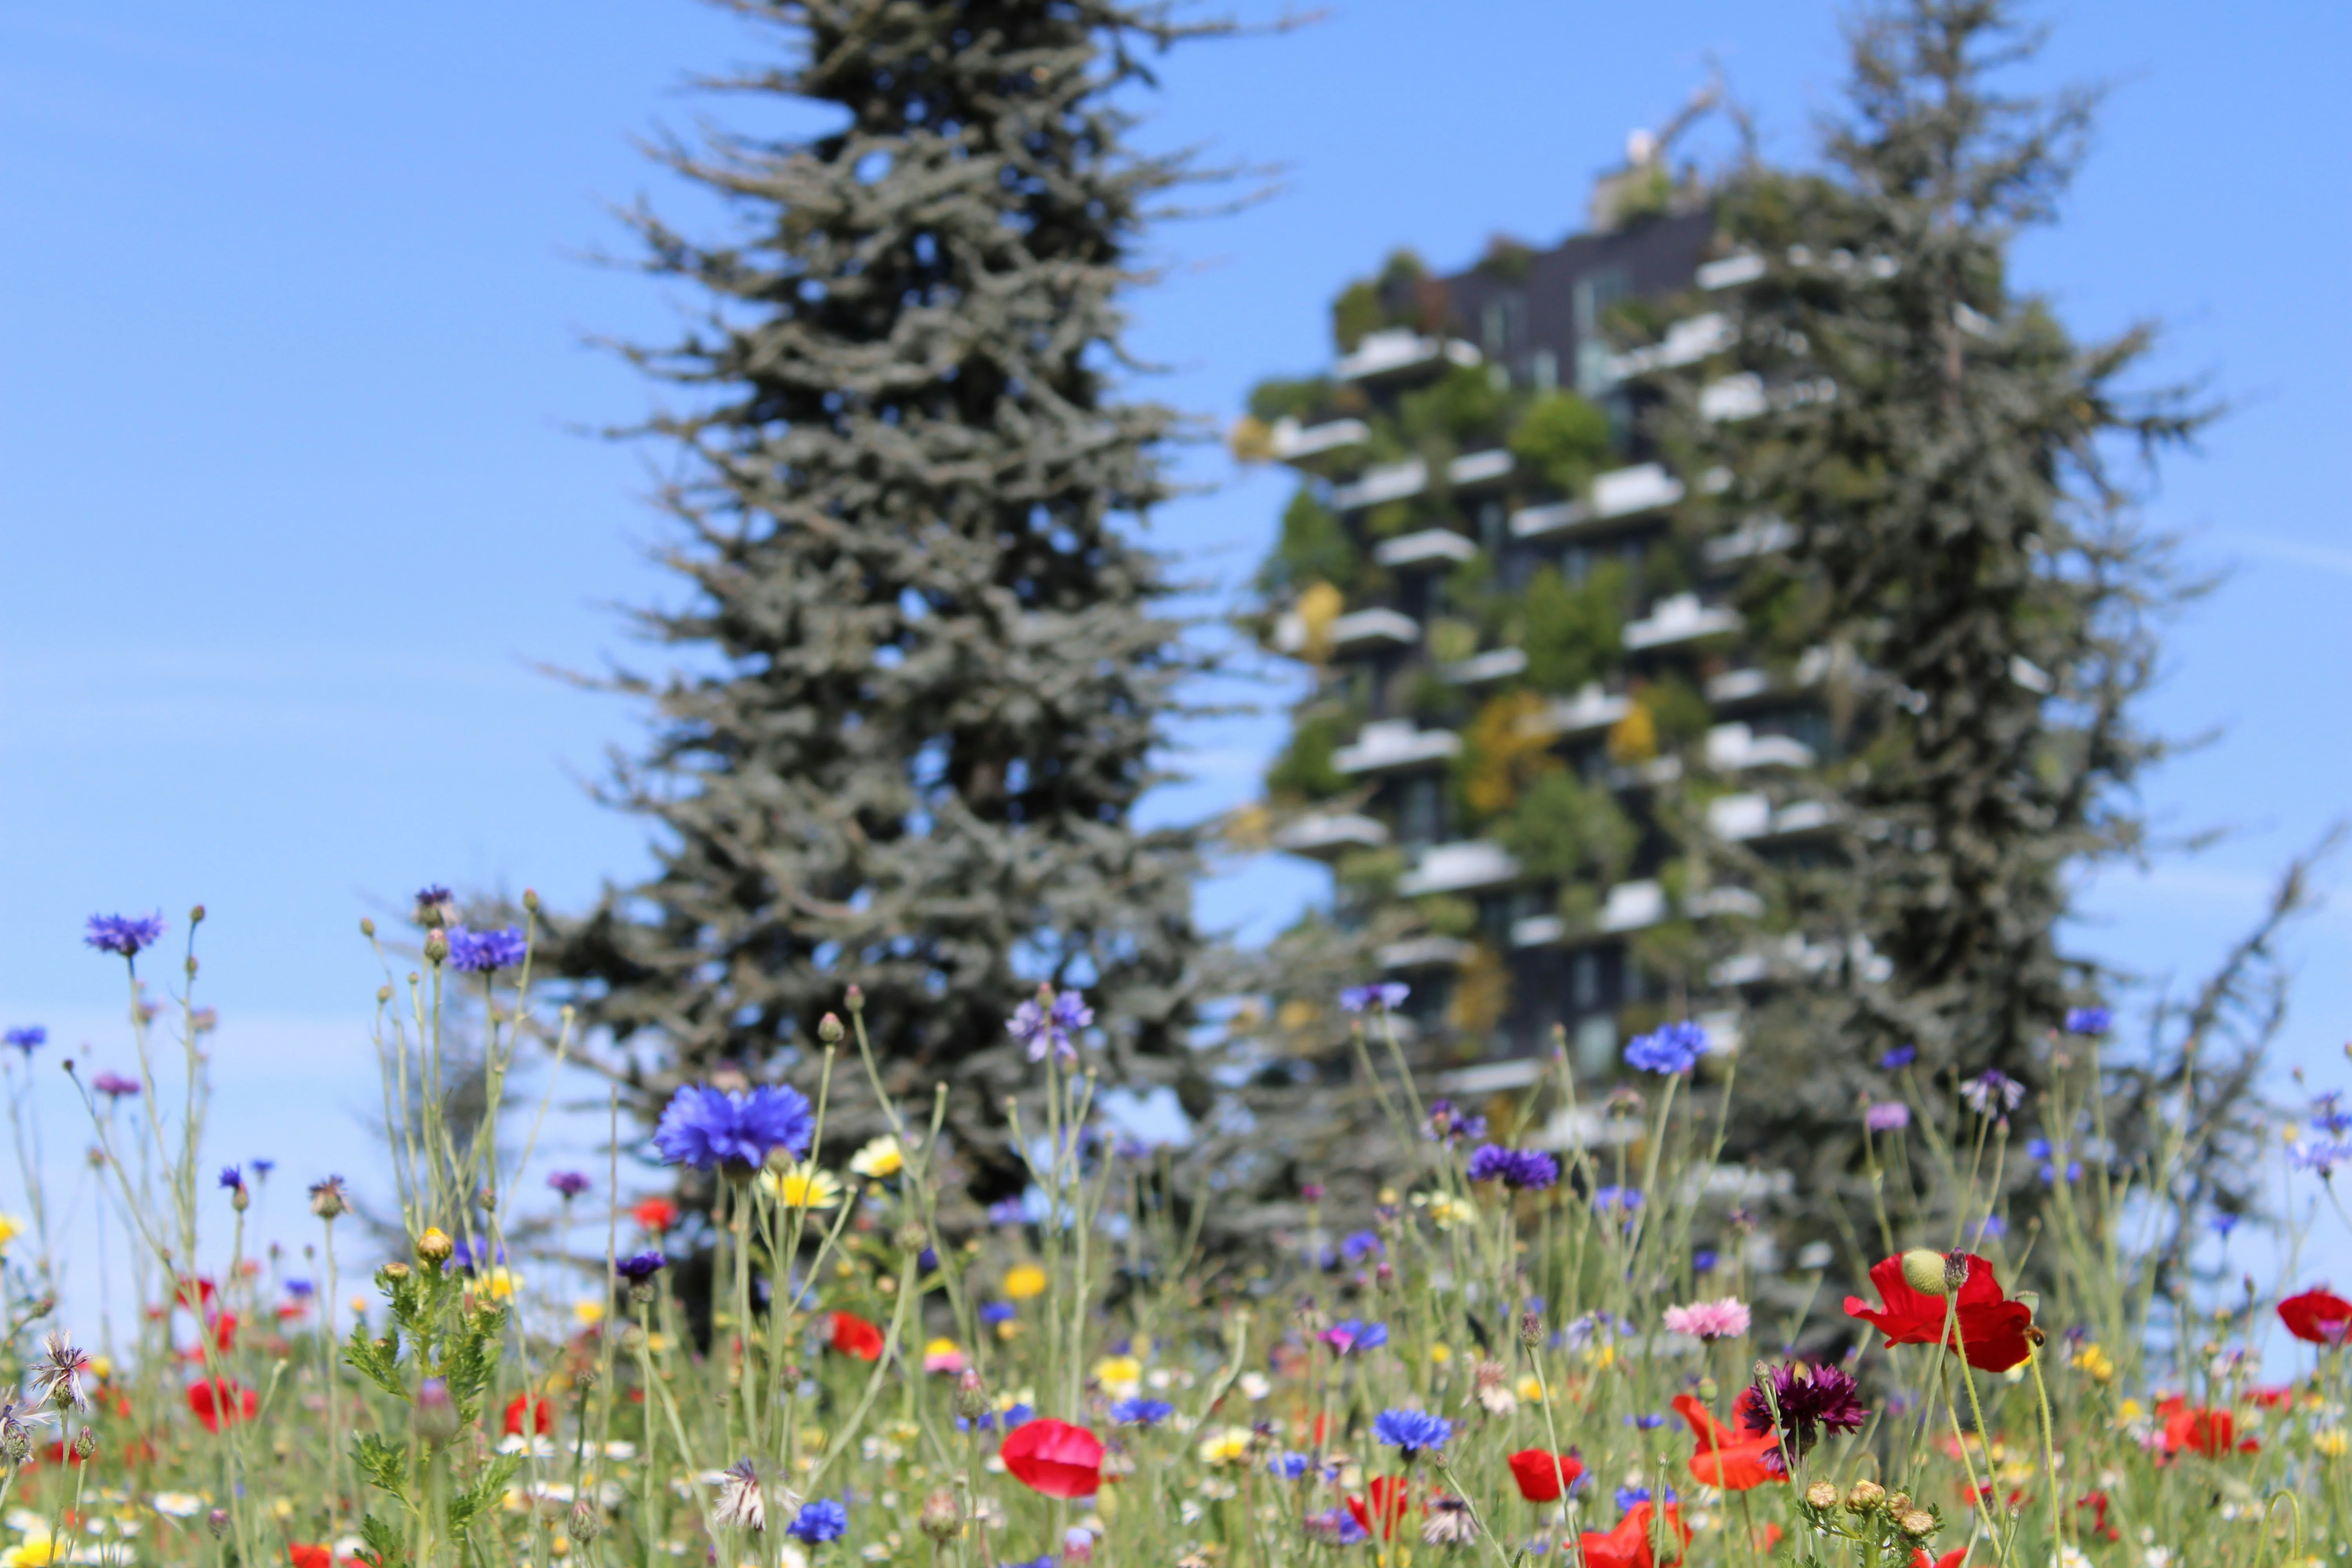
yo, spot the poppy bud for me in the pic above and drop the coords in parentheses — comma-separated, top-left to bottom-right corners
(1900, 1248, 1950, 1296)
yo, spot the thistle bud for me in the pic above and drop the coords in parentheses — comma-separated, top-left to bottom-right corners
(1944, 1252, 1969, 1291)
(206, 1508, 231, 1540)
(1900, 1248, 1950, 1297)
(1845, 1480, 1885, 1513)
(1899, 1511, 1937, 1539)
(360, 918, 376, 938)
(523, 888, 541, 912)
(423, 929, 449, 965)
(1806, 1481, 1840, 1510)
(230, 1183, 250, 1214)
(413, 1377, 459, 1445)
(844, 984, 864, 1013)
(954, 1370, 991, 1421)
(918, 1491, 961, 1543)
(0, 1425, 27, 1466)
(573, 1367, 598, 1392)
(478, 1186, 497, 1213)
(567, 1500, 603, 1544)
(415, 1227, 455, 1267)
(895, 1220, 931, 1255)
(818, 1013, 846, 1045)
(1518, 1308, 1544, 1347)
(72, 1428, 97, 1461)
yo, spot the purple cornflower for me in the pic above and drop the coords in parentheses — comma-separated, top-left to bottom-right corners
(285, 1279, 314, 1299)
(2064, 1006, 2112, 1036)
(547, 1171, 592, 1199)
(1613, 1484, 1675, 1511)
(1339, 982, 1410, 1014)
(84, 913, 165, 957)
(978, 1301, 1016, 1325)
(653, 1083, 813, 1172)
(1304, 1508, 1369, 1546)
(1592, 1185, 1642, 1216)
(987, 1198, 1030, 1226)
(2211, 1211, 2241, 1238)
(250, 1159, 274, 1179)
(786, 1499, 848, 1544)
(1006, 985, 1092, 1065)
(1623, 1412, 1666, 1430)
(91, 1071, 141, 1099)
(1372, 1408, 1452, 1459)
(953, 1402, 1033, 1434)
(615, 1250, 667, 1282)
(2313, 1093, 2352, 1136)
(1320, 1319, 1388, 1356)
(34, 1332, 91, 1413)
(1864, 1101, 1911, 1133)
(450, 1239, 505, 1273)
(413, 886, 458, 926)
(4, 1027, 44, 1054)
(1742, 1362, 1867, 1460)
(1624, 1020, 1708, 1075)
(445, 926, 528, 974)
(1339, 1229, 1384, 1264)
(1466, 1145, 1559, 1191)
(2292, 1140, 2352, 1176)
(219, 1166, 244, 1192)
(1423, 1099, 1488, 1144)
(1879, 1044, 1917, 1070)
(1269, 1451, 1311, 1480)
(1959, 1069, 2025, 1116)
(1108, 1397, 1174, 1427)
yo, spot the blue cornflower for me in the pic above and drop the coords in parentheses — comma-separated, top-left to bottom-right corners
(2211, 1211, 2241, 1238)
(1623, 1412, 1666, 1429)
(1693, 1249, 1719, 1275)
(1614, 1484, 1676, 1512)
(1371, 1407, 1452, 1459)
(2026, 1138, 2052, 1160)
(615, 1250, 666, 1282)
(1269, 1451, 1311, 1480)
(1624, 1020, 1708, 1075)
(955, 1402, 1033, 1434)
(1423, 1099, 1486, 1143)
(219, 1165, 243, 1191)
(450, 1239, 506, 1272)
(1339, 1230, 1384, 1264)
(1007, 985, 1092, 1065)
(654, 1083, 814, 1172)
(1977, 1214, 2009, 1240)
(1109, 1397, 1174, 1427)
(2314, 1093, 2352, 1136)
(987, 1199, 1029, 1226)
(978, 1301, 1016, 1325)
(285, 1279, 314, 1299)
(85, 913, 165, 957)
(446, 926, 528, 973)
(786, 1499, 848, 1544)
(1593, 1185, 1643, 1216)
(2064, 1006, 2112, 1036)
(1879, 1044, 1917, 1070)
(2294, 1140, 2352, 1176)
(1339, 983, 1409, 1014)
(1465, 1145, 1559, 1190)
(1320, 1319, 1388, 1355)
(250, 1159, 274, 1178)
(1959, 1069, 2025, 1116)
(1304, 1508, 1368, 1546)
(4, 1027, 44, 1054)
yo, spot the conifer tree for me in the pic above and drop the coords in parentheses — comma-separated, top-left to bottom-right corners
(544, 0, 1221, 1212)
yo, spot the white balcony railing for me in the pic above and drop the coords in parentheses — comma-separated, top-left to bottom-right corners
(1703, 514, 1798, 564)
(1373, 529, 1478, 570)
(1510, 462, 1686, 540)
(1269, 416, 1369, 463)
(1325, 608, 1419, 653)
(1377, 935, 1472, 971)
(1335, 328, 1481, 383)
(1333, 458, 1426, 512)
(1270, 812, 1389, 861)
(1598, 879, 1668, 932)
(1396, 840, 1521, 897)
(1448, 448, 1514, 486)
(1609, 312, 1737, 378)
(1706, 723, 1816, 772)
(1624, 593, 1742, 650)
(1334, 720, 1458, 775)
(1699, 374, 1768, 423)
(1440, 647, 1528, 686)
(1697, 252, 1767, 290)
(1524, 682, 1632, 738)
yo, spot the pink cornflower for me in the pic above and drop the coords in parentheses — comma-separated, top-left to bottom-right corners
(1662, 1297, 1751, 1342)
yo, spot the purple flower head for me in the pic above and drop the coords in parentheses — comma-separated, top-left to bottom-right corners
(1109, 1397, 1174, 1427)
(1371, 1407, 1452, 1459)
(653, 1083, 814, 1172)
(2064, 1006, 2112, 1036)
(1269, 1451, 1311, 1480)
(1466, 1144, 1559, 1191)
(4, 1027, 44, 1054)
(547, 1171, 592, 1199)
(1339, 1229, 1384, 1265)
(1320, 1319, 1388, 1356)
(1007, 985, 1091, 1065)
(1304, 1508, 1369, 1547)
(2210, 1211, 2241, 1238)
(85, 913, 165, 958)
(1879, 1044, 1917, 1071)
(1623, 1412, 1666, 1430)
(1339, 982, 1410, 1014)
(1422, 1099, 1487, 1144)
(1742, 1362, 1868, 1460)
(218, 1166, 244, 1192)
(953, 1402, 1033, 1434)
(91, 1071, 141, 1099)
(786, 1499, 848, 1544)
(1692, 1249, 1718, 1275)
(1613, 1484, 1675, 1512)
(978, 1301, 1016, 1325)
(1864, 1101, 1911, 1133)
(1959, 1069, 2025, 1116)
(2313, 1093, 2352, 1137)
(413, 886, 458, 926)
(285, 1278, 314, 1299)
(615, 1250, 667, 1283)
(987, 1198, 1030, 1227)
(2293, 1139, 2352, 1176)
(1592, 1185, 1643, 1216)
(250, 1159, 274, 1179)
(1624, 1020, 1708, 1075)
(1976, 1214, 2009, 1240)
(446, 926, 528, 974)
(450, 1239, 506, 1273)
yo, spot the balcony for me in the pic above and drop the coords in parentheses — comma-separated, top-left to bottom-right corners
(1509, 913, 1566, 948)
(1378, 934, 1473, 971)
(1525, 682, 1632, 739)
(1326, 608, 1419, 655)
(1269, 416, 1370, 466)
(1440, 646, 1528, 686)
(1333, 457, 1426, 512)
(1705, 723, 1816, 772)
(1397, 840, 1521, 897)
(1334, 720, 1458, 775)
(1373, 529, 1478, 570)
(1703, 514, 1797, 564)
(1335, 328, 1482, 384)
(1609, 311, 1737, 378)
(1624, 593, 1742, 650)
(1697, 252, 1767, 290)
(1270, 812, 1389, 862)
(1699, 374, 1768, 423)
(1447, 448, 1514, 488)
(1509, 462, 1686, 539)
(1704, 668, 1772, 704)
(1598, 879, 1668, 932)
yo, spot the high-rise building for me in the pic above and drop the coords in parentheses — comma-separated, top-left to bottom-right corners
(1241, 149, 1816, 1095)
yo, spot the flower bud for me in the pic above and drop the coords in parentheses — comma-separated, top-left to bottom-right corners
(71, 1428, 96, 1460)
(416, 1227, 455, 1267)
(190, 905, 206, 924)
(478, 1186, 497, 1213)
(382, 1262, 410, 1283)
(423, 929, 449, 965)
(567, 1499, 602, 1544)
(573, 1367, 598, 1392)
(895, 1220, 931, 1255)
(1900, 1248, 1950, 1297)
(231, 1183, 250, 1214)
(1887, 1492, 1911, 1516)
(360, 918, 376, 938)
(1899, 1511, 1937, 1539)
(523, 888, 541, 911)
(1518, 1309, 1544, 1347)
(0, 1425, 27, 1466)
(818, 1013, 846, 1045)
(413, 1377, 459, 1446)
(954, 1370, 991, 1421)
(1806, 1481, 1840, 1509)
(206, 1508, 231, 1540)
(1845, 1480, 1885, 1513)
(1944, 1251, 1969, 1291)
(918, 1491, 961, 1543)
(844, 984, 864, 1013)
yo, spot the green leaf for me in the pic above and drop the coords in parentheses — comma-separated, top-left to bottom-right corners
(447, 1452, 523, 1537)
(343, 1319, 405, 1399)
(351, 1433, 409, 1501)
(357, 1511, 408, 1568)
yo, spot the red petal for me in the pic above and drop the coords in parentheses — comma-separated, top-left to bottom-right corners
(1000, 1419, 1103, 1500)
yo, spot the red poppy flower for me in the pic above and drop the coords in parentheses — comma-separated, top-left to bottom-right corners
(2246, 1385, 2296, 1410)
(2156, 1397, 2257, 1458)
(1577, 1500, 1688, 1568)
(1753, 1524, 1783, 1554)
(1345, 1476, 1412, 1541)
(174, 1276, 217, 1309)
(1671, 1390, 1784, 1491)
(1910, 1552, 1969, 1568)
(212, 1312, 239, 1353)
(830, 1312, 886, 1361)
(504, 1392, 553, 1437)
(40, 1439, 90, 1467)
(290, 1546, 332, 1568)
(630, 1197, 678, 1234)
(188, 1377, 258, 1432)
(2279, 1289, 2352, 1346)
(999, 1418, 1103, 1499)
(1506, 1448, 1584, 1503)
(1844, 1253, 2033, 1372)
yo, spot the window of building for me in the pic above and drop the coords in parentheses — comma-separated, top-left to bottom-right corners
(1574, 1013, 1617, 1078)
(1572, 948, 1601, 1010)
(1397, 774, 1443, 850)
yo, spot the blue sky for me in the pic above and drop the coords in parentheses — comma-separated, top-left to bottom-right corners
(2, 2, 2347, 1307)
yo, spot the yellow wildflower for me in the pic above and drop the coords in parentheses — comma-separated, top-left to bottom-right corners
(1515, 1375, 1546, 1403)
(573, 1299, 607, 1327)
(849, 1137, 905, 1180)
(2072, 1343, 2115, 1383)
(1196, 1426, 1254, 1466)
(1429, 1344, 1452, 1365)
(2318, 1429, 2348, 1458)
(2114, 1398, 2144, 1426)
(479, 1267, 524, 1301)
(1093, 1356, 1143, 1396)
(2, 1534, 67, 1568)
(1003, 1264, 1047, 1301)
(761, 1163, 843, 1211)
(0, 1216, 22, 1251)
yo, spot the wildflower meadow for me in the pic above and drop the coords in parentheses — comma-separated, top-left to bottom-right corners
(0, 900, 2344, 1568)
